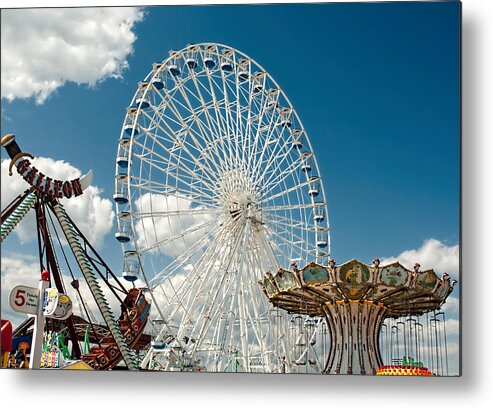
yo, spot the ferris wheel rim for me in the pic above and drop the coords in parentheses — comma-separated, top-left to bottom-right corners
(116, 42, 330, 261)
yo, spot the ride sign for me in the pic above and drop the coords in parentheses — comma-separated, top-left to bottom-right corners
(1, 134, 93, 200)
(9, 285, 40, 315)
(43, 288, 73, 320)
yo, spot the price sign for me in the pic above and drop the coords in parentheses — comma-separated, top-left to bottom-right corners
(9, 285, 39, 315)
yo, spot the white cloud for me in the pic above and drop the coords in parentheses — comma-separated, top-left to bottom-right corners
(0, 254, 40, 324)
(1, 156, 114, 248)
(381, 238, 459, 278)
(1, 7, 144, 104)
(445, 318, 460, 337)
(133, 193, 215, 258)
(442, 295, 460, 315)
(379, 239, 461, 375)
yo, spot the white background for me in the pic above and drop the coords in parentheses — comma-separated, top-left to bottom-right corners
(0, 0, 491, 407)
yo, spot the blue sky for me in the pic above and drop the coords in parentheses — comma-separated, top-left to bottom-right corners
(1, 2, 460, 373)
(2, 2, 460, 264)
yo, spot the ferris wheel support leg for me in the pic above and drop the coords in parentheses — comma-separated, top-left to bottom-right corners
(140, 347, 153, 370)
(255, 225, 294, 372)
(237, 220, 253, 372)
(192, 239, 245, 363)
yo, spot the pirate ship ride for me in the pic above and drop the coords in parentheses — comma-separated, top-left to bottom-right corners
(1, 134, 150, 370)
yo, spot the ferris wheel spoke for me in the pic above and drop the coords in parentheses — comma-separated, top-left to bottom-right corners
(259, 176, 318, 205)
(139, 216, 219, 254)
(261, 201, 323, 212)
(263, 224, 309, 262)
(128, 179, 219, 211)
(237, 69, 261, 178)
(129, 166, 220, 205)
(261, 148, 302, 187)
(263, 219, 314, 254)
(175, 223, 240, 314)
(216, 67, 244, 172)
(251, 227, 294, 367)
(252, 116, 291, 172)
(148, 223, 222, 287)
(252, 128, 297, 190)
(130, 185, 219, 211)
(233, 224, 260, 370)
(263, 211, 314, 232)
(202, 72, 239, 171)
(201, 98, 236, 174)
(261, 140, 302, 182)
(149, 223, 240, 337)
(134, 123, 217, 183)
(218, 280, 242, 370)
(195, 270, 237, 350)
(247, 90, 271, 177)
(265, 215, 310, 245)
(243, 291, 267, 363)
(260, 165, 305, 203)
(237, 71, 267, 182)
(131, 136, 220, 201)
(163, 215, 240, 300)
(247, 105, 275, 151)
(206, 230, 254, 369)
(250, 97, 284, 150)
(227, 68, 255, 174)
(184, 223, 247, 353)
(252, 223, 282, 270)
(171, 77, 234, 176)
(140, 108, 220, 186)
(249, 110, 284, 184)
(191, 243, 251, 363)
(133, 207, 223, 220)
(242, 248, 274, 360)
(233, 72, 245, 173)
(215, 79, 249, 161)
(186, 71, 235, 173)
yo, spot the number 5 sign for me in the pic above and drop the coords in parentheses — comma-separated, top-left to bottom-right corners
(9, 285, 40, 315)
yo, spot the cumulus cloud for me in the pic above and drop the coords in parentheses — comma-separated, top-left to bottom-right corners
(380, 239, 461, 375)
(381, 238, 459, 278)
(1, 156, 114, 248)
(0, 254, 40, 324)
(1, 7, 144, 104)
(134, 193, 216, 258)
(442, 295, 460, 315)
(445, 318, 460, 337)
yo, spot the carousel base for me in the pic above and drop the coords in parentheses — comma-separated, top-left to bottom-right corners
(322, 300, 387, 375)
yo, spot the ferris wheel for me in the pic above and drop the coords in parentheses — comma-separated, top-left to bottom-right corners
(113, 43, 330, 372)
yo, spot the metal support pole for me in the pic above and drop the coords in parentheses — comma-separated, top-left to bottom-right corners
(30, 270, 50, 369)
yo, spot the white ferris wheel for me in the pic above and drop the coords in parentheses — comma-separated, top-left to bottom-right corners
(113, 43, 330, 372)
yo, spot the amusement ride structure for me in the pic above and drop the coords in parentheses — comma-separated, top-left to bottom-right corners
(261, 259, 456, 374)
(1, 135, 150, 370)
(113, 43, 330, 372)
(1, 43, 456, 375)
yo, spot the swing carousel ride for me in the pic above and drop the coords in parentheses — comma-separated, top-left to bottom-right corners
(261, 258, 456, 375)
(1, 43, 457, 375)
